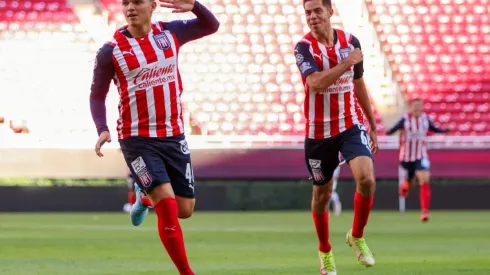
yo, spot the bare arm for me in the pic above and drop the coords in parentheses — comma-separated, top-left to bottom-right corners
(306, 62, 354, 92)
(294, 41, 359, 93)
(354, 77, 377, 129)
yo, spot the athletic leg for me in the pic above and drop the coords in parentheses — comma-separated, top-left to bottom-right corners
(305, 136, 341, 275)
(340, 125, 375, 267)
(416, 158, 431, 222)
(121, 137, 194, 275)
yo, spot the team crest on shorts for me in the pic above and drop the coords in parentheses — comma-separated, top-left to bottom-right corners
(179, 140, 190, 155)
(308, 159, 325, 183)
(153, 33, 171, 50)
(131, 156, 153, 187)
(338, 48, 351, 62)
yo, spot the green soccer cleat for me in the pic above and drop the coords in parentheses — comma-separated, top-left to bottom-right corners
(346, 229, 375, 267)
(318, 250, 337, 275)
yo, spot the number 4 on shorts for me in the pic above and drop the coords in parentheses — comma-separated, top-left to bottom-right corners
(185, 163, 195, 183)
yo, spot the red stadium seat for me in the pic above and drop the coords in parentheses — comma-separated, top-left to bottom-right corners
(366, 0, 489, 135)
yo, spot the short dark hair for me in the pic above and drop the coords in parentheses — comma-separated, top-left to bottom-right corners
(303, 0, 332, 8)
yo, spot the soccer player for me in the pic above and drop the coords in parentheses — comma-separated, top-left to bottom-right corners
(89, 0, 219, 273)
(386, 98, 451, 222)
(329, 158, 344, 216)
(295, 0, 378, 273)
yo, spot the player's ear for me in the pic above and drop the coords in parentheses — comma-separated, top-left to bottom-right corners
(329, 8, 334, 17)
(151, 0, 157, 11)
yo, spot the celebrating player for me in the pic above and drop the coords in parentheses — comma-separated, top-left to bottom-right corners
(386, 98, 451, 222)
(89, 0, 219, 273)
(295, 0, 378, 273)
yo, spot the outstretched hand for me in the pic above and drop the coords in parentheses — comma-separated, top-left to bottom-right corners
(159, 0, 196, 13)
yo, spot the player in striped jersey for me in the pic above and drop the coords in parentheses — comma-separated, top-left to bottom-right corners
(387, 98, 451, 222)
(89, 0, 219, 274)
(295, 0, 378, 273)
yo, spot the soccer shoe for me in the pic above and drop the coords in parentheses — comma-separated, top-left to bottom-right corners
(399, 180, 409, 198)
(130, 184, 149, 226)
(421, 211, 430, 222)
(346, 229, 375, 267)
(318, 251, 337, 275)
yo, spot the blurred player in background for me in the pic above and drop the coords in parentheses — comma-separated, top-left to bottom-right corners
(89, 0, 219, 273)
(295, 0, 378, 273)
(386, 98, 451, 222)
(329, 159, 343, 216)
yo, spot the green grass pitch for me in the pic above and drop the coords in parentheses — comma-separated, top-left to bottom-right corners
(1, 211, 489, 275)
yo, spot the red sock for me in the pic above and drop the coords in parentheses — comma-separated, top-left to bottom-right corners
(312, 211, 331, 253)
(420, 182, 431, 212)
(154, 198, 194, 275)
(128, 190, 136, 204)
(141, 197, 153, 207)
(352, 192, 374, 238)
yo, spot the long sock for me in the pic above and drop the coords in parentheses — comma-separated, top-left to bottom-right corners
(128, 190, 136, 204)
(141, 197, 153, 207)
(352, 191, 374, 238)
(312, 210, 332, 253)
(154, 198, 194, 275)
(420, 182, 431, 212)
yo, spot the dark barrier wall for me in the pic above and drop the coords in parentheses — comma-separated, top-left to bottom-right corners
(1, 181, 489, 212)
(192, 149, 490, 180)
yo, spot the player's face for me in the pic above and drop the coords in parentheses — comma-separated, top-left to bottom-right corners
(122, 0, 156, 27)
(304, 0, 333, 33)
(411, 100, 423, 116)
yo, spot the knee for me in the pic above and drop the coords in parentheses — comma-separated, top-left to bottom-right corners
(357, 174, 375, 189)
(178, 208, 193, 219)
(312, 186, 333, 206)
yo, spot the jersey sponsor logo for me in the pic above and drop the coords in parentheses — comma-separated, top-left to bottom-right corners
(323, 72, 354, 94)
(131, 156, 153, 187)
(133, 64, 176, 89)
(153, 32, 171, 50)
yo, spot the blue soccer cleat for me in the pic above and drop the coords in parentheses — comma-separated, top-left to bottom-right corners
(130, 184, 149, 226)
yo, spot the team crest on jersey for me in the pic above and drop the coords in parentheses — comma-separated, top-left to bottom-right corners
(153, 33, 171, 50)
(338, 48, 351, 62)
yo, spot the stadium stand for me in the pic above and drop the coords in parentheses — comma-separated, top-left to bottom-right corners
(366, 0, 490, 136)
(2, 0, 488, 139)
(98, 0, 385, 136)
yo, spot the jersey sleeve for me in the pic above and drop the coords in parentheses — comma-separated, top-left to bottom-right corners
(90, 43, 115, 136)
(294, 41, 320, 79)
(164, 1, 219, 46)
(386, 117, 405, 135)
(350, 35, 364, 79)
(428, 119, 450, 133)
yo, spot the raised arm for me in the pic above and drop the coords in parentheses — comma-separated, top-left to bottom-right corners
(386, 117, 405, 135)
(165, 1, 220, 45)
(428, 119, 451, 133)
(90, 43, 115, 136)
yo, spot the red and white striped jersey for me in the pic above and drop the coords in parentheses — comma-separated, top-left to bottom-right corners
(398, 113, 430, 162)
(294, 29, 365, 139)
(90, 3, 219, 140)
(109, 23, 184, 139)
